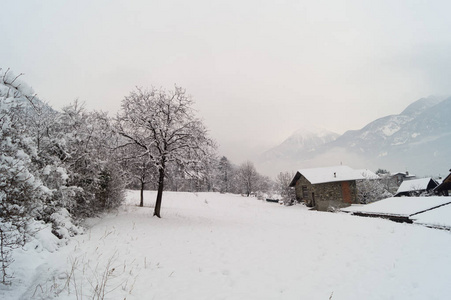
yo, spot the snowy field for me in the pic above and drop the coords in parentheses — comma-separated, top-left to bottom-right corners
(3, 191, 451, 300)
(342, 196, 451, 217)
(412, 203, 451, 229)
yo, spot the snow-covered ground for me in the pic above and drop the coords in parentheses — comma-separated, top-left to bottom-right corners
(412, 203, 451, 229)
(3, 191, 451, 299)
(342, 196, 451, 217)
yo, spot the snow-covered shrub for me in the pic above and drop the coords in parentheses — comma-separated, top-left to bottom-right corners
(96, 163, 126, 210)
(0, 69, 127, 283)
(357, 178, 393, 204)
(41, 102, 127, 218)
(0, 221, 26, 284)
(21, 219, 61, 253)
(49, 208, 82, 240)
(0, 68, 52, 284)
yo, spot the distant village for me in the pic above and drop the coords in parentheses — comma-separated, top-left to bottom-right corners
(283, 165, 451, 228)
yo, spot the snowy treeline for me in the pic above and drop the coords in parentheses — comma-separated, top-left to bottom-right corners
(113, 86, 275, 213)
(0, 69, 275, 283)
(0, 69, 128, 283)
(148, 156, 275, 199)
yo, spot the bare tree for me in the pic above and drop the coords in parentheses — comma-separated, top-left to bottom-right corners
(115, 86, 215, 218)
(276, 171, 296, 205)
(237, 161, 259, 197)
(119, 143, 157, 207)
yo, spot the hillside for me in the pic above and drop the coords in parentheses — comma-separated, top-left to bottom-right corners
(260, 126, 339, 161)
(258, 126, 340, 175)
(258, 96, 451, 177)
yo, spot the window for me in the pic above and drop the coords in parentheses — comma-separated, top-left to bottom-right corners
(302, 186, 308, 198)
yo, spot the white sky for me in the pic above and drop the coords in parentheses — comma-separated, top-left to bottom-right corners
(2, 0, 451, 165)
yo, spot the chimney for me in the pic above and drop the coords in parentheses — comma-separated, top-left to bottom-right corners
(406, 171, 409, 176)
(334, 172, 336, 178)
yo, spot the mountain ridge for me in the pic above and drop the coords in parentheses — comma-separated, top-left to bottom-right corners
(257, 96, 451, 177)
(260, 126, 339, 161)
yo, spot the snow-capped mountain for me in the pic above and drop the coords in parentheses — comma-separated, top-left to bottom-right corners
(331, 95, 449, 153)
(257, 126, 340, 175)
(258, 96, 451, 177)
(260, 126, 339, 161)
(329, 96, 450, 157)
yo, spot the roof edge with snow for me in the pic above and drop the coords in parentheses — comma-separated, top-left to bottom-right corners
(289, 165, 366, 186)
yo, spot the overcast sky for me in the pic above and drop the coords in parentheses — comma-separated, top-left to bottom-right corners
(3, 0, 451, 165)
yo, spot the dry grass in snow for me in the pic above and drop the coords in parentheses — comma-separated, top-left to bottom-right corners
(5, 190, 451, 300)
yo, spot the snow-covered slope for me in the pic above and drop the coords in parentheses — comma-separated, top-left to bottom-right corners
(328, 96, 451, 174)
(332, 95, 450, 153)
(257, 126, 339, 174)
(400, 95, 444, 117)
(261, 126, 339, 160)
(258, 96, 451, 177)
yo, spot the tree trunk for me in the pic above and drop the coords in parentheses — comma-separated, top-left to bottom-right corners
(154, 167, 165, 218)
(140, 180, 144, 207)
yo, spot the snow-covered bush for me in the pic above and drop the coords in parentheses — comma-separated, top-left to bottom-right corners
(38, 101, 126, 218)
(0, 68, 126, 284)
(50, 208, 82, 240)
(0, 68, 52, 283)
(357, 178, 393, 204)
(0, 221, 26, 284)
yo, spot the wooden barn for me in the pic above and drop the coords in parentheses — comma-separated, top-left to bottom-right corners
(435, 170, 451, 196)
(394, 177, 439, 197)
(289, 166, 365, 211)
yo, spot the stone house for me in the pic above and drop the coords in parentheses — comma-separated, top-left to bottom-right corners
(391, 171, 416, 185)
(289, 166, 365, 211)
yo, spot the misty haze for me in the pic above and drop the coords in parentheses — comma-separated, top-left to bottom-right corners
(2, 1, 451, 299)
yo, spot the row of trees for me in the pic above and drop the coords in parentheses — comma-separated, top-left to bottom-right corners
(214, 158, 274, 196)
(0, 69, 276, 283)
(1, 67, 399, 284)
(133, 156, 276, 200)
(113, 86, 277, 212)
(0, 69, 130, 283)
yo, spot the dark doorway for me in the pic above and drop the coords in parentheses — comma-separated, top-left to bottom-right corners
(341, 181, 352, 203)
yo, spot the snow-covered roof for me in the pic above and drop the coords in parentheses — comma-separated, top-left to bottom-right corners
(342, 196, 451, 217)
(396, 177, 435, 194)
(356, 169, 379, 180)
(392, 171, 416, 178)
(296, 165, 365, 184)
